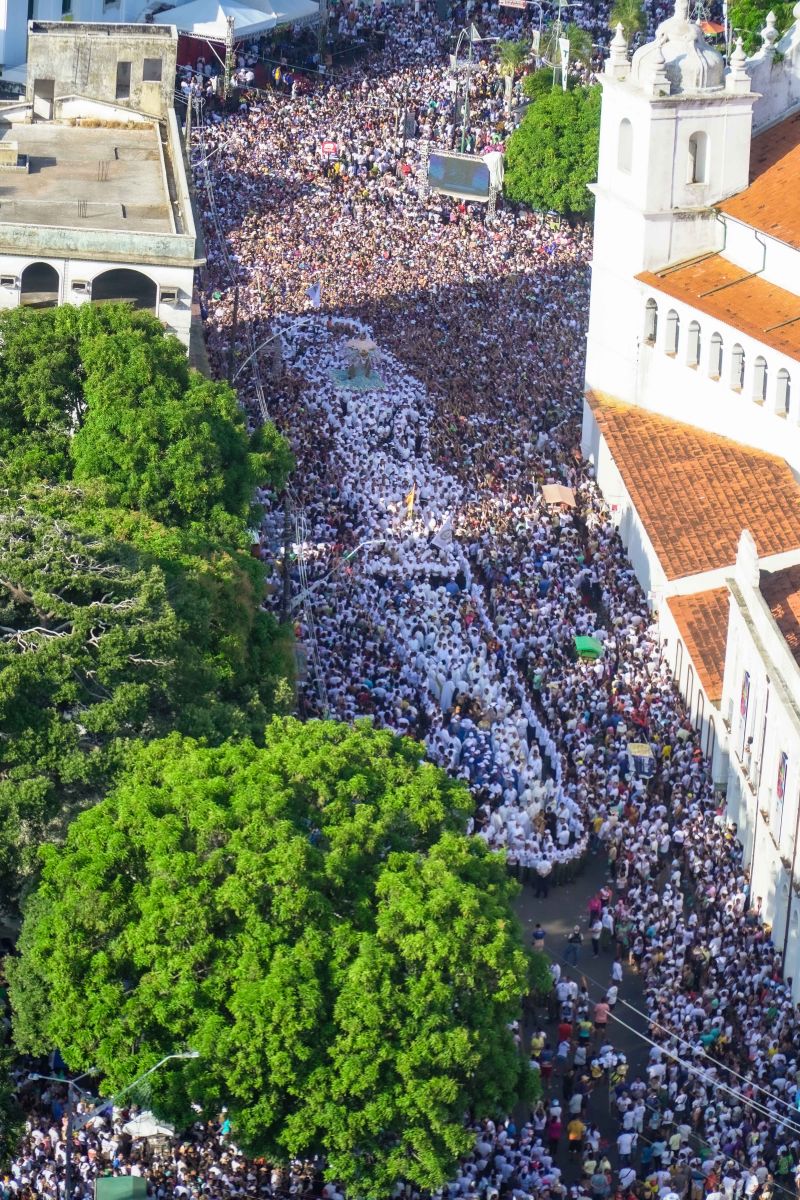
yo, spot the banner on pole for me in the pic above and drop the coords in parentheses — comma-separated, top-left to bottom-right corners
(559, 36, 570, 90)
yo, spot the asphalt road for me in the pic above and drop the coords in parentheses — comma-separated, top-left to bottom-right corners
(512, 854, 652, 1178)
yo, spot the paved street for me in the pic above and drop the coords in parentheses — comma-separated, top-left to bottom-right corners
(514, 859, 651, 1177)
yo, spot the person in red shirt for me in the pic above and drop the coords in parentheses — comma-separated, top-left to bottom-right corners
(594, 1000, 610, 1034)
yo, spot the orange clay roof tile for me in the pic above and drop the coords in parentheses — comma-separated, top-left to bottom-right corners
(718, 111, 800, 252)
(587, 390, 800, 580)
(636, 255, 800, 363)
(666, 588, 729, 703)
(760, 564, 800, 668)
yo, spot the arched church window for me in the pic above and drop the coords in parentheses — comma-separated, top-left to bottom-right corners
(777, 368, 791, 417)
(731, 343, 745, 391)
(687, 320, 701, 367)
(753, 355, 767, 403)
(618, 119, 633, 173)
(709, 331, 723, 379)
(665, 309, 679, 356)
(644, 298, 658, 344)
(688, 132, 708, 184)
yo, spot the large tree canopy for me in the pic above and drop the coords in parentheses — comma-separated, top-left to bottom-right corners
(10, 721, 530, 1196)
(0, 303, 292, 531)
(504, 83, 601, 218)
(0, 484, 293, 900)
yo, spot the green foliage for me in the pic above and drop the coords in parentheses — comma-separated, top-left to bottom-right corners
(522, 67, 555, 99)
(608, 0, 646, 44)
(497, 37, 530, 73)
(528, 949, 553, 997)
(504, 83, 601, 218)
(728, 0, 793, 52)
(0, 1043, 23, 1171)
(562, 23, 594, 64)
(10, 721, 530, 1196)
(0, 483, 293, 901)
(0, 303, 293, 531)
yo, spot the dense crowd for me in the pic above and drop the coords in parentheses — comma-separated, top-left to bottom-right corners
(1, 4, 791, 1200)
(197, 6, 800, 1200)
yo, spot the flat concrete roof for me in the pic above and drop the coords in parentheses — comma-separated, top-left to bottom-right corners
(0, 123, 173, 235)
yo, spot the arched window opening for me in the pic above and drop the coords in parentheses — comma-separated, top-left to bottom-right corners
(618, 118, 633, 173)
(644, 298, 658, 345)
(91, 268, 157, 313)
(706, 716, 716, 764)
(665, 309, 680, 356)
(696, 689, 704, 733)
(731, 343, 745, 391)
(777, 368, 791, 417)
(687, 320, 701, 367)
(686, 664, 695, 712)
(709, 331, 723, 379)
(753, 355, 767, 403)
(675, 638, 684, 684)
(20, 262, 59, 309)
(688, 131, 708, 183)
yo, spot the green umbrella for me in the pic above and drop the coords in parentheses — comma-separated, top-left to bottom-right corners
(574, 635, 604, 659)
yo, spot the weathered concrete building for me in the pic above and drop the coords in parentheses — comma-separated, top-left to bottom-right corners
(0, 22, 199, 350)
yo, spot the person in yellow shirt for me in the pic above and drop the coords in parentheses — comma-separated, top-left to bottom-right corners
(567, 1117, 586, 1159)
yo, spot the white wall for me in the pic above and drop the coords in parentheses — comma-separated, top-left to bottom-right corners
(0, 0, 27, 68)
(723, 217, 800, 293)
(586, 74, 754, 408)
(632, 282, 800, 474)
(0, 251, 194, 347)
(656, 598, 728, 784)
(722, 572, 800, 992)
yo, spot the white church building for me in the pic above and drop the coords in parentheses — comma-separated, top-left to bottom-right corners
(582, 1, 800, 985)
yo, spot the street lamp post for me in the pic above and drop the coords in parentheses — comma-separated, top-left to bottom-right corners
(30, 1053, 199, 1200)
(450, 25, 482, 154)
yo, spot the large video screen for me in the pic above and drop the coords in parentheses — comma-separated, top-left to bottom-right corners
(427, 153, 491, 202)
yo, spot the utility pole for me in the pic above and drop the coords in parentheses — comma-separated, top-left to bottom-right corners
(64, 1083, 74, 1200)
(281, 491, 292, 623)
(460, 32, 474, 153)
(318, 0, 328, 59)
(223, 15, 235, 100)
(227, 283, 239, 382)
(184, 88, 193, 152)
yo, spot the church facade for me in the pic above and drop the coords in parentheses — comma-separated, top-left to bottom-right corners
(581, 3, 800, 985)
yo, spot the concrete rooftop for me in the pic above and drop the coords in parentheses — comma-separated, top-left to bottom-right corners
(0, 124, 174, 235)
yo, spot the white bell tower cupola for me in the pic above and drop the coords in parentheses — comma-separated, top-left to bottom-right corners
(584, 0, 758, 404)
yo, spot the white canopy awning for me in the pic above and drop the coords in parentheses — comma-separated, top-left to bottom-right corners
(122, 1111, 176, 1140)
(153, 0, 319, 39)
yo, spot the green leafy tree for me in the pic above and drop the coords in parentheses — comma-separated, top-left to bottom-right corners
(608, 0, 646, 45)
(10, 721, 530, 1196)
(562, 23, 594, 65)
(0, 483, 292, 902)
(728, 0, 793, 52)
(497, 38, 530, 116)
(522, 66, 556, 99)
(0, 303, 293, 533)
(504, 83, 601, 218)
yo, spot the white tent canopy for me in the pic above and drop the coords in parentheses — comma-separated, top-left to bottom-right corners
(121, 1111, 176, 1140)
(153, 0, 319, 39)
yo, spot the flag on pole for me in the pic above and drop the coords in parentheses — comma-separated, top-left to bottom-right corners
(404, 484, 416, 520)
(559, 37, 570, 91)
(531, 28, 541, 54)
(468, 22, 481, 41)
(305, 282, 322, 309)
(432, 515, 454, 552)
